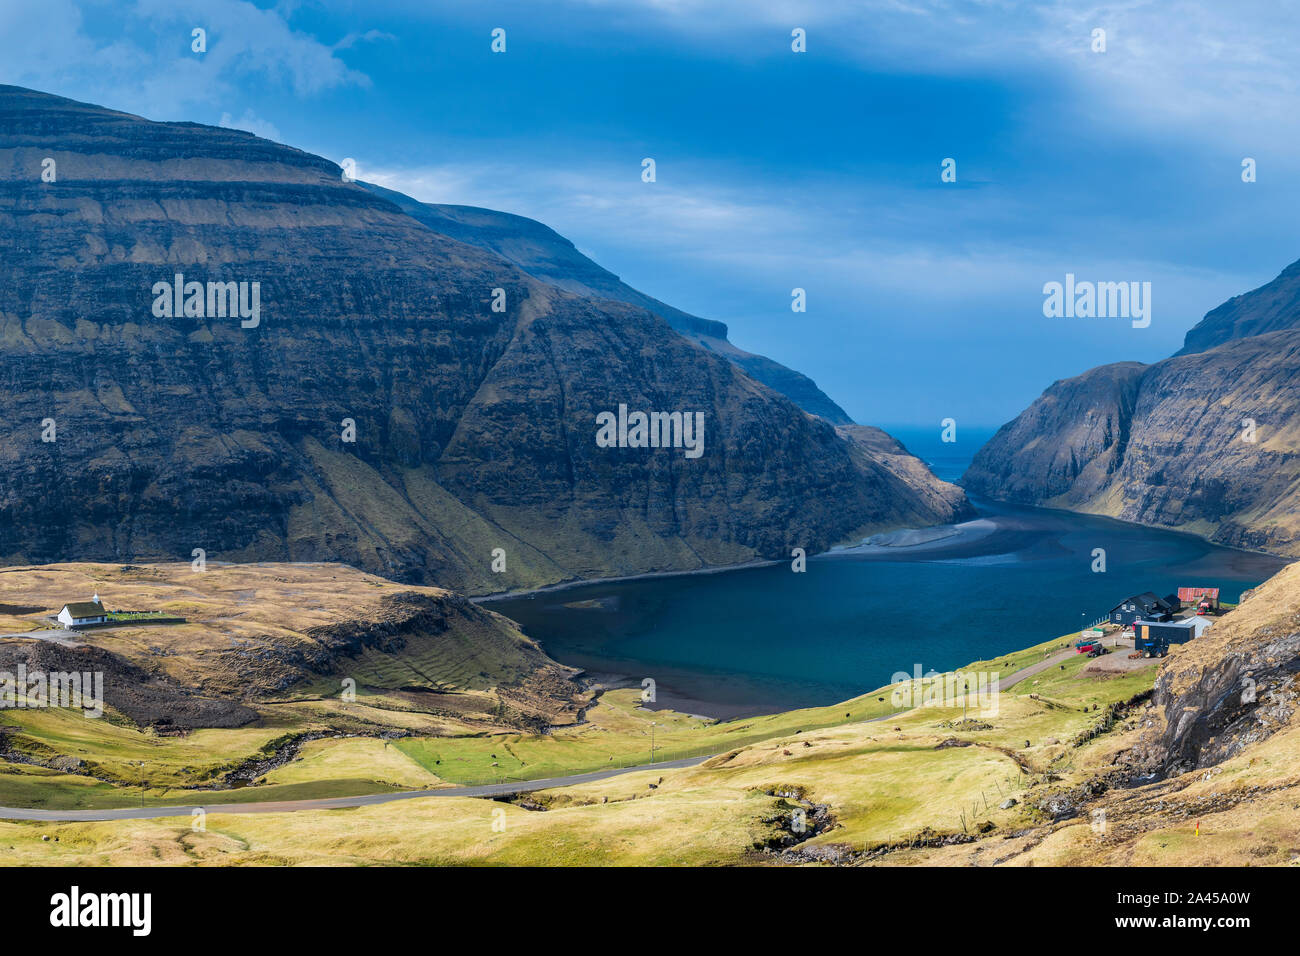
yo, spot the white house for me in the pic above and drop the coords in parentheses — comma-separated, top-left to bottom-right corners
(57, 594, 107, 628)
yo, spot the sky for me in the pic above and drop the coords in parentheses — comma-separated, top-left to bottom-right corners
(4, 0, 1299, 427)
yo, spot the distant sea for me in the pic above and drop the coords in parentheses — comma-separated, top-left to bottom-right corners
(488, 424, 1283, 718)
(883, 423, 1001, 483)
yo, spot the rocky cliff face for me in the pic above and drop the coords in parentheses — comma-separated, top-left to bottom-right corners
(836, 425, 975, 525)
(1135, 562, 1300, 776)
(362, 184, 854, 424)
(964, 362, 1146, 507)
(1178, 258, 1300, 355)
(0, 85, 965, 594)
(966, 260, 1300, 557)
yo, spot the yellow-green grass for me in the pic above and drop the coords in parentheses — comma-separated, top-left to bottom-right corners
(0, 614, 41, 633)
(0, 762, 418, 811)
(910, 705, 1300, 867)
(1007, 650, 1158, 702)
(0, 765, 128, 810)
(0, 776, 786, 866)
(261, 737, 444, 790)
(393, 685, 911, 786)
(0, 629, 1167, 861)
(1, 628, 1159, 810)
(386, 630, 1146, 788)
(0, 709, 448, 809)
(0, 706, 299, 789)
(0, 658, 1154, 861)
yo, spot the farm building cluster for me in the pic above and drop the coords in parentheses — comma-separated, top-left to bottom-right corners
(1093, 586, 1220, 658)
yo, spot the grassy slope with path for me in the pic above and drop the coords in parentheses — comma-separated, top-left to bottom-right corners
(1, 627, 1104, 809)
(0, 627, 1165, 862)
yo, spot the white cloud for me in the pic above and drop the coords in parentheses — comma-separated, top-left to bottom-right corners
(561, 0, 1300, 149)
(218, 108, 281, 141)
(0, 0, 367, 122)
(359, 155, 1254, 352)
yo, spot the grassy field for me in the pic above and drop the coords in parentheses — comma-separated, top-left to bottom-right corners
(0, 617, 1173, 864)
(12, 557, 1291, 866)
(0, 647, 1163, 863)
(1, 620, 1155, 806)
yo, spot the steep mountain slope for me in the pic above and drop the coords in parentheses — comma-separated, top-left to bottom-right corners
(0, 85, 965, 594)
(1178, 257, 1300, 355)
(967, 260, 1300, 557)
(836, 425, 973, 525)
(362, 185, 854, 423)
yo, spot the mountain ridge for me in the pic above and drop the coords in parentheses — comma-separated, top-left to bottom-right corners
(360, 182, 855, 424)
(0, 84, 967, 595)
(966, 259, 1300, 557)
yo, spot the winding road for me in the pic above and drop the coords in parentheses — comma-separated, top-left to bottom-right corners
(0, 756, 711, 822)
(0, 638, 1115, 822)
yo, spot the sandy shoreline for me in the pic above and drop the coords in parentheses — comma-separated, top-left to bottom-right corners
(826, 517, 998, 557)
(474, 517, 1006, 605)
(473, 558, 780, 604)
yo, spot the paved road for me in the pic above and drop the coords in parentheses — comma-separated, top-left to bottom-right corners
(0, 756, 711, 822)
(1000, 647, 1077, 688)
(0, 629, 80, 646)
(0, 635, 1126, 822)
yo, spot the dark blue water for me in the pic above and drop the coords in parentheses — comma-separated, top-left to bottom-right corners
(884, 424, 1000, 483)
(488, 431, 1284, 717)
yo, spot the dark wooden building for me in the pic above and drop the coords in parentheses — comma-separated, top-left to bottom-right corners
(1108, 592, 1176, 626)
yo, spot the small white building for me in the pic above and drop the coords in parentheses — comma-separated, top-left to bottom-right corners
(57, 594, 107, 628)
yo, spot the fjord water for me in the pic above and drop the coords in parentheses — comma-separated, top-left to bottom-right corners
(489, 428, 1285, 717)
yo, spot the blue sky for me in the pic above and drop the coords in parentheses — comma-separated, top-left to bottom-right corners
(5, 0, 1300, 427)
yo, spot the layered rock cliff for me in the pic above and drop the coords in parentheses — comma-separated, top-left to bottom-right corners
(0, 85, 965, 594)
(966, 260, 1300, 557)
(362, 184, 855, 423)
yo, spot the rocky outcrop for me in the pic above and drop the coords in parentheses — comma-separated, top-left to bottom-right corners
(0, 85, 964, 595)
(1133, 563, 1300, 776)
(836, 425, 975, 525)
(0, 639, 257, 730)
(0, 562, 588, 729)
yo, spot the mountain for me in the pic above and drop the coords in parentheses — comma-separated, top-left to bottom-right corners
(966, 260, 1300, 556)
(1178, 258, 1300, 355)
(0, 85, 967, 594)
(835, 425, 972, 524)
(361, 184, 855, 424)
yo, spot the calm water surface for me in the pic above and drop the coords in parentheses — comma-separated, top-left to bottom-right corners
(488, 429, 1284, 717)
